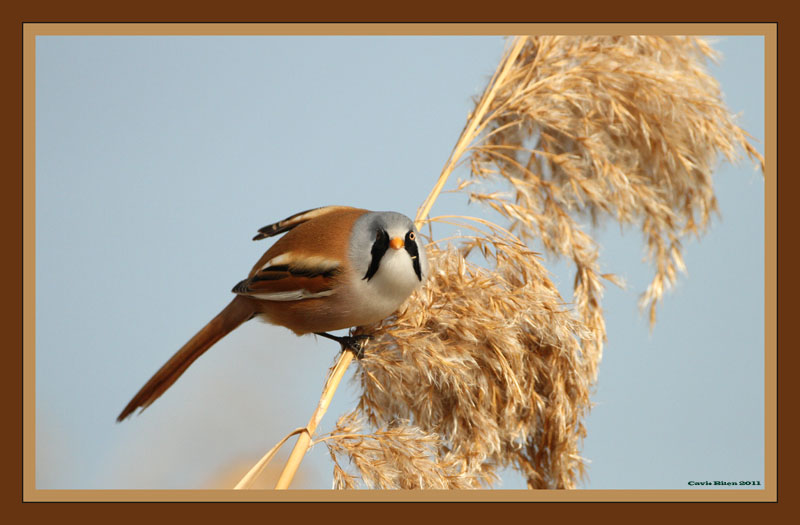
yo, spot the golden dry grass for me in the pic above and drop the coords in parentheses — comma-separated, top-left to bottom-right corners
(233, 35, 765, 491)
(466, 35, 763, 334)
(337, 233, 594, 489)
(315, 35, 762, 490)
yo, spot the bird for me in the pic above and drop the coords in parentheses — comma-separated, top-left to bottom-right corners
(117, 205, 428, 422)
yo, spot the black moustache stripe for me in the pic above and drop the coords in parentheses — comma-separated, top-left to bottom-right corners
(363, 229, 389, 281)
(404, 232, 422, 281)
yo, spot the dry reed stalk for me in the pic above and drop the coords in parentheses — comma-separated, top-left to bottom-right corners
(322, 35, 762, 490)
(234, 427, 305, 489)
(273, 349, 354, 489)
(234, 348, 355, 489)
(416, 37, 528, 227)
(244, 35, 762, 490)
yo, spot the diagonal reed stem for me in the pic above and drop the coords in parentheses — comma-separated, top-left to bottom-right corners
(273, 349, 355, 489)
(415, 36, 527, 229)
(251, 36, 528, 492)
(234, 427, 305, 489)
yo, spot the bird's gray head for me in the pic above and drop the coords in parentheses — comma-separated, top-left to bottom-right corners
(349, 211, 429, 297)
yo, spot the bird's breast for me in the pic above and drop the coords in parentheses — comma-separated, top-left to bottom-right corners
(343, 250, 423, 326)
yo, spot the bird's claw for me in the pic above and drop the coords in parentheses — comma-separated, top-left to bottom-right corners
(340, 335, 370, 359)
(314, 332, 370, 359)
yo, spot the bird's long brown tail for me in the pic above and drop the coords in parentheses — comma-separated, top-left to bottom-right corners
(117, 297, 254, 422)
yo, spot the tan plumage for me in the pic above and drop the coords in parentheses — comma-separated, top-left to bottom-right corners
(117, 205, 426, 422)
(240, 207, 371, 334)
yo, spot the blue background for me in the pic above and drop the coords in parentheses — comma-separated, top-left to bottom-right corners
(34, 35, 765, 489)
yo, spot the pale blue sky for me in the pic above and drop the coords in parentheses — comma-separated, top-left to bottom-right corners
(34, 34, 766, 490)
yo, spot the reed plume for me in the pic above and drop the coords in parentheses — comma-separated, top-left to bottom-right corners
(244, 35, 763, 490)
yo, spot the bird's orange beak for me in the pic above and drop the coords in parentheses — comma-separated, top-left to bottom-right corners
(389, 237, 404, 250)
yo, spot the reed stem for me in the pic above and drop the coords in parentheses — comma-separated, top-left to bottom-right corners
(273, 349, 355, 489)
(415, 36, 526, 228)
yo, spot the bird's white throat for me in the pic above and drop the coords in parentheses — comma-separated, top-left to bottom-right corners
(348, 248, 422, 325)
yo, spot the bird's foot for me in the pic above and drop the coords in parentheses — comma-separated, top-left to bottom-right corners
(314, 332, 370, 359)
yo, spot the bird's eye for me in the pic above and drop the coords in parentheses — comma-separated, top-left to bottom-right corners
(408, 231, 416, 241)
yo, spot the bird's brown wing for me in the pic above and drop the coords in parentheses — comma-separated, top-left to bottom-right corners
(252, 205, 357, 240)
(239, 207, 369, 301)
(232, 252, 342, 301)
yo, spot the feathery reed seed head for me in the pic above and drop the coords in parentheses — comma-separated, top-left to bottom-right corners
(325, 234, 592, 489)
(318, 35, 762, 490)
